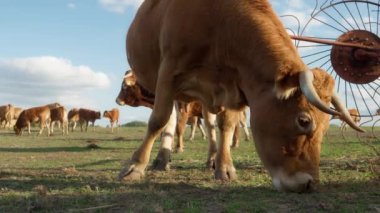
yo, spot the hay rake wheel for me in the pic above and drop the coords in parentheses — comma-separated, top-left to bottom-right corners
(283, 0, 380, 139)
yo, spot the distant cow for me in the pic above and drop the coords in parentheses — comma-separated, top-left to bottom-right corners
(78, 108, 101, 132)
(231, 108, 251, 148)
(14, 106, 51, 136)
(68, 108, 80, 132)
(46, 102, 62, 129)
(0, 104, 14, 128)
(103, 108, 120, 133)
(332, 108, 361, 130)
(187, 116, 207, 141)
(50, 106, 69, 135)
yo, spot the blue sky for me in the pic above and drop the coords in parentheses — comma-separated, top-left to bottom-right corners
(1, 0, 377, 126)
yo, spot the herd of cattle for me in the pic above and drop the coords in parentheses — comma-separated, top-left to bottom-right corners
(0, 103, 120, 136)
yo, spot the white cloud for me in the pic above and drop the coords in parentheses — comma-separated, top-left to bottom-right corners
(0, 56, 111, 109)
(67, 3, 76, 9)
(99, 0, 143, 14)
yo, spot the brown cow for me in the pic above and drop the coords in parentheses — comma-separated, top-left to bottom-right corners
(50, 106, 69, 135)
(68, 108, 80, 132)
(14, 105, 50, 136)
(331, 108, 361, 130)
(46, 102, 62, 130)
(78, 108, 101, 132)
(119, 0, 363, 192)
(103, 108, 120, 133)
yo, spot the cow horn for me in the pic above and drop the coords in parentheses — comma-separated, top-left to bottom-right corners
(331, 92, 365, 132)
(299, 70, 340, 116)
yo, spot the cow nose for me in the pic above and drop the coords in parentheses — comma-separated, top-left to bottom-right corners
(295, 112, 315, 134)
(116, 98, 125, 106)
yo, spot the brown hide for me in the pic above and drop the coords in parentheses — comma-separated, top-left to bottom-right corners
(14, 106, 50, 136)
(123, 0, 343, 192)
(78, 108, 101, 132)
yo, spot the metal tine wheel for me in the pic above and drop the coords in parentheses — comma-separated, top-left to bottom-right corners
(282, 0, 380, 139)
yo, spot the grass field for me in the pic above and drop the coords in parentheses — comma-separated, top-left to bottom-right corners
(0, 125, 379, 212)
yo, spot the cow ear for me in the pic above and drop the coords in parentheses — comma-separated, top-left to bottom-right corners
(124, 70, 137, 86)
(274, 72, 299, 100)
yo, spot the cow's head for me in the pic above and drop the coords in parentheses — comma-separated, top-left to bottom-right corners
(116, 70, 155, 108)
(96, 111, 101, 119)
(14, 125, 22, 136)
(103, 111, 110, 118)
(251, 68, 364, 193)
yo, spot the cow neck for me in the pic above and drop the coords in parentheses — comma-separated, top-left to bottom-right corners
(136, 81, 155, 104)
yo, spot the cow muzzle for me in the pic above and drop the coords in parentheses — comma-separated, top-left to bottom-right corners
(116, 98, 125, 106)
(272, 169, 315, 193)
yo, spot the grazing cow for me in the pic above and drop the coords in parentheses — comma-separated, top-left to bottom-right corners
(331, 108, 361, 130)
(50, 106, 69, 135)
(68, 108, 80, 132)
(14, 106, 50, 136)
(78, 108, 101, 132)
(119, 0, 363, 193)
(103, 108, 120, 133)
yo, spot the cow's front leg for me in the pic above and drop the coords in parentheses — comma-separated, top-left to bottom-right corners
(151, 106, 176, 171)
(118, 60, 175, 181)
(27, 122, 31, 135)
(215, 109, 238, 181)
(203, 109, 217, 169)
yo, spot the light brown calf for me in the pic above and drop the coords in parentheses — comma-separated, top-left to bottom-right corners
(0, 104, 14, 128)
(14, 106, 50, 136)
(103, 108, 120, 133)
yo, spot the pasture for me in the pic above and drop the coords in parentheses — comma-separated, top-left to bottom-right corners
(0, 125, 379, 212)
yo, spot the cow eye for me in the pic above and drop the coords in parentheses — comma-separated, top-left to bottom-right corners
(122, 82, 127, 89)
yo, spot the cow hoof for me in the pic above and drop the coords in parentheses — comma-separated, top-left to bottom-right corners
(175, 147, 184, 153)
(118, 163, 144, 181)
(151, 159, 170, 171)
(215, 166, 237, 181)
(206, 159, 215, 170)
(151, 148, 171, 171)
(231, 144, 239, 149)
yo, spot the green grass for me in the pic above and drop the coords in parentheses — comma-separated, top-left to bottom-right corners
(0, 126, 379, 212)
